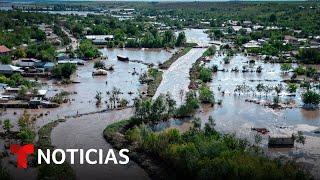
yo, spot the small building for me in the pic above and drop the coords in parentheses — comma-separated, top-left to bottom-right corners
(56, 53, 69, 61)
(0, 45, 11, 56)
(243, 20, 252, 27)
(243, 40, 261, 49)
(284, 35, 298, 44)
(0, 64, 23, 75)
(18, 58, 40, 67)
(86, 35, 114, 45)
(232, 26, 242, 32)
(4, 87, 20, 94)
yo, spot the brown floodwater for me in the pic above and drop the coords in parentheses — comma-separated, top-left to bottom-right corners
(0, 48, 176, 179)
(155, 29, 210, 105)
(200, 54, 320, 178)
(51, 108, 149, 180)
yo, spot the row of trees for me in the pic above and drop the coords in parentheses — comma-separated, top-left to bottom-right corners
(124, 116, 310, 179)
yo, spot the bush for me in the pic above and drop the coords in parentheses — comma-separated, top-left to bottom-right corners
(199, 85, 214, 104)
(94, 60, 105, 69)
(294, 66, 306, 75)
(287, 83, 298, 93)
(52, 63, 76, 79)
(203, 46, 216, 57)
(199, 67, 212, 83)
(302, 91, 320, 106)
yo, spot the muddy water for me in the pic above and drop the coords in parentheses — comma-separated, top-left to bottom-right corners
(51, 108, 149, 180)
(100, 48, 176, 65)
(155, 29, 210, 105)
(154, 48, 206, 106)
(198, 54, 320, 177)
(176, 28, 210, 46)
(1, 48, 176, 179)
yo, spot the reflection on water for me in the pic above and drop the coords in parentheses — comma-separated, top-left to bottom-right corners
(100, 48, 176, 65)
(201, 54, 320, 177)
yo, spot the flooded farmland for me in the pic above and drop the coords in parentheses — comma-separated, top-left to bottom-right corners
(199, 54, 320, 177)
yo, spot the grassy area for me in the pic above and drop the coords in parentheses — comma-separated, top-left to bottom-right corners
(159, 47, 192, 69)
(36, 119, 76, 180)
(146, 68, 163, 97)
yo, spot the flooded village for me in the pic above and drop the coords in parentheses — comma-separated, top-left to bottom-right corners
(0, 1, 320, 180)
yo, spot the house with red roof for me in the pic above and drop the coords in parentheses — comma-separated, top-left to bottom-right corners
(0, 45, 11, 56)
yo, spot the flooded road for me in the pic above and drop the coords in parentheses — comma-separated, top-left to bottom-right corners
(155, 29, 210, 105)
(51, 108, 149, 180)
(154, 48, 206, 105)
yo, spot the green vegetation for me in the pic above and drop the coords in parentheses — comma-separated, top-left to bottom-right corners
(199, 85, 214, 104)
(147, 68, 163, 97)
(26, 43, 56, 62)
(77, 39, 101, 59)
(199, 66, 212, 83)
(287, 83, 298, 93)
(176, 91, 199, 117)
(302, 91, 320, 106)
(125, 123, 309, 179)
(3, 119, 13, 134)
(159, 47, 192, 69)
(133, 94, 176, 124)
(0, 73, 36, 88)
(17, 110, 36, 144)
(298, 48, 320, 64)
(52, 63, 77, 79)
(280, 63, 292, 73)
(202, 46, 216, 57)
(0, 55, 11, 64)
(93, 60, 106, 69)
(50, 91, 71, 104)
(175, 32, 187, 47)
(53, 25, 71, 46)
(36, 119, 75, 180)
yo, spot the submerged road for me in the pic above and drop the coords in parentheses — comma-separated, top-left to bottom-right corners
(154, 48, 206, 106)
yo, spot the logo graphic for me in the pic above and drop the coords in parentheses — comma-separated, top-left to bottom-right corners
(10, 144, 34, 169)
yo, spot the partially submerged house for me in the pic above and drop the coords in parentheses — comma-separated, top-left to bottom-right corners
(0, 64, 23, 75)
(18, 58, 40, 67)
(85, 35, 114, 45)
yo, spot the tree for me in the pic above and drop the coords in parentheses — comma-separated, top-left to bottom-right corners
(199, 67, 212, 83)
(94, 60, 106, 69)
(199, 85, 214, 104)
(175, 32, 186, 47)
(269, 14, 277, 22)
(3, 119, 13, 134)
(78, 40, 100, 59)
(52, 63, 77, 79)
(0, 55, 11, 64)
(287, 83, 298, 93)
(280, 63, 292, 73)
(302, 91, 320, 106)
(95, 91, 102, 105)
